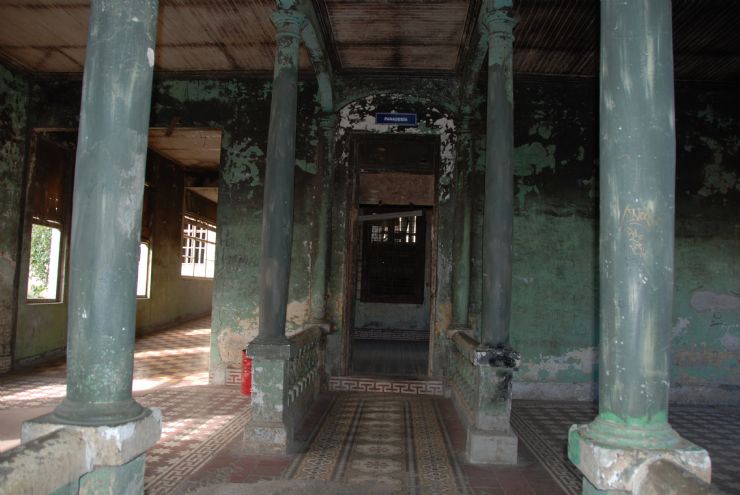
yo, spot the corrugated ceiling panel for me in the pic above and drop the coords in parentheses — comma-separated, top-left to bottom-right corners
(0, 0, 737, 80)
(513, 0, 598, 77)
(326, 0, 469, 71)
(0, 47, 82, 73)
(672, 0, 740, 81)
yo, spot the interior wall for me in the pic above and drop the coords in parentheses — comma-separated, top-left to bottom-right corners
(11, 79, 217, 363)
(0, 64, 30, 372)
(135, 153, 213, 334)
(146, 79, 319, 383)
(671, 84, 740, 400)
(14, 133, 74, 362)
(13, 73, 738, 398)
(468, 77, 739, 401)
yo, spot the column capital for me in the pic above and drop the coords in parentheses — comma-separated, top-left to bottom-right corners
(485, 9, 515, 37)
(319, 113, 337, 131)
(271, 9, 307, 38)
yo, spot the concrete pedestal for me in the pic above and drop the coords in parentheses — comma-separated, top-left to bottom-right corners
(468, 427, 518, 465)
(569, 424, 710, 494)
(467, 359, 519, 465)
(243, 353, 290, 454)
(10, 408, 162, 494)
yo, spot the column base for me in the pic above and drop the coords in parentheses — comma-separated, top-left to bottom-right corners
(51, 397, 147, 426)
(4, 408, 161, 494)
(568, 422, 711, 493)
(22, 407, 162, 465)
(467, 427, 518, 465)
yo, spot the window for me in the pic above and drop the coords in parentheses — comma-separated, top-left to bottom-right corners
(137, 183, 153, 297)
(136, 242, 152, 297)
(26, 135, 74, 302)
(27, 224, 62, 300)
(181, 215, 216, 278)
(360, 209, 426, 304)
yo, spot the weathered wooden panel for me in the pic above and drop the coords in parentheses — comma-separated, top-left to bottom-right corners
(148, 128, 222, 172)
(326, 0, 470, 71)
(356, 136, 436, 174)
(359, 173, 435, 206)
(340, 46, 457, 71)
(0, 0, 309, 73)
(0, 0, 738, 81)
(156, 45, 236, 72)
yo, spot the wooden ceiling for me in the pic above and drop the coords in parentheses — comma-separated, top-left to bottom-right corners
(148, 128, 222, 172)
(0, 0, 739, 81)
(325, 0, 473, 73)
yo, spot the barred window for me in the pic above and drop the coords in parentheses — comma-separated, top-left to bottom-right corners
(360, 210, 426, 304)
(181, 215, 216, 279)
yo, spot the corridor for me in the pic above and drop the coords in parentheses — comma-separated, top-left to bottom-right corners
(1, 317, 738, 494)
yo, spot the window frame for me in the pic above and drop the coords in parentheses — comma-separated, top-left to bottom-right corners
(359, 208, 427, 305)
(26, 221, 64, 302)
(24, 132, 75, 304)
(180, 214, 217, 280)
(136, 241, 152, 298)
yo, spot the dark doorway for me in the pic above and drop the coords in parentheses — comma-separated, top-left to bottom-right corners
(348, 134, 438, 379)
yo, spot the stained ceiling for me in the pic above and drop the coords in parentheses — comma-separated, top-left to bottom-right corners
(148, 128, 222, 173)
(0, 0, 738, 81)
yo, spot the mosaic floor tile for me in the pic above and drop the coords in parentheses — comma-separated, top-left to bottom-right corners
(286, 393, 471, 495)
(511, 400, 740, 495)
(2, 318, 738, 495)
(0, 317, 252, 495)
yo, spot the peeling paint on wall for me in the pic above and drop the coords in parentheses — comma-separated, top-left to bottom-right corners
(516, 347, 598, 383)
(0, 64, 29, 371)
(222, 139, 263, 187)
(690, 290, 740, 312)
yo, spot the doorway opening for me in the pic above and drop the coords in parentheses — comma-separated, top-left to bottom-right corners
(347, 133, 438, 379)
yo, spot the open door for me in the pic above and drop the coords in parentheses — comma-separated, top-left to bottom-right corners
(347, 134, 438, 379)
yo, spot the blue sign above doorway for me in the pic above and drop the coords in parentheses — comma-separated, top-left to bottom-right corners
(375, 113, 417, 126)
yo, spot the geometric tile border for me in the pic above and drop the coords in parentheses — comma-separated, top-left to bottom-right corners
(352, 328, 429, 341)
(329, 376, 444, 396)
(511, 401, 586, 495)
(141, 386, 251, 495)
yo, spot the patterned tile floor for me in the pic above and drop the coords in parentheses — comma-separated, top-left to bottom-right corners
(512, 400, 740, 495)
(2, 320, 738, 494)
(286, 394, 470, 494)
(0, 317, 251, 495)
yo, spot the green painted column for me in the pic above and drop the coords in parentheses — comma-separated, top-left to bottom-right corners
(252, 9, 306, 349)
(451, 113, 472, 328)
(52, 0, 158, 426)
(568, 3, 711, 491)
(480, 3, 515, 347)
(589, 0, 679, 448)
(309, 114, 336, 323)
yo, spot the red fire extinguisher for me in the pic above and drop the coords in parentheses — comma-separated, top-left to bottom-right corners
(241, 349, 252, 396)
